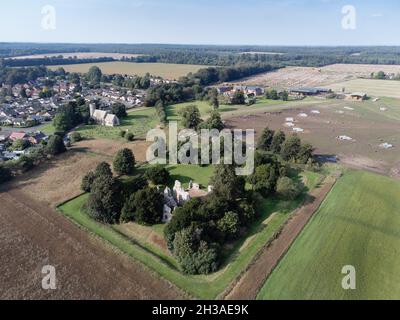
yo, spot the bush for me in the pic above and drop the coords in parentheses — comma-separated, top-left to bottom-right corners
(17, 155, 34, 172)
(126, 132, 135, 142)
(0, 165, 12, 184)
(113, 148, 136, 176)
(11, 139, 30, 151)
(112, 102, 127, 118)
(276, 177, 303, 200)
(145, 165, 170, 185)
(46, 135, 66, 156)
(81, 171, 96, 192)
(94, 162, 113, 178)
(217, 211, 240, 239)
(70, 132, 83, 143)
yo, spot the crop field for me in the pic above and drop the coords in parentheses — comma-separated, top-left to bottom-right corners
(235, 63, 400, 89)
(0, 139, 181, 299)
(326, 79, 400, 99)
(58, 167, 321, 299)
(225, 98, 400, 178)
(49, 61, 206, 79)
(258, 170, 400, 300)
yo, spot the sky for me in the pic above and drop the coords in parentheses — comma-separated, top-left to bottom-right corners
(1, 0, 400, 46)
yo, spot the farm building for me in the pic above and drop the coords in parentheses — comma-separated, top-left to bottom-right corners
(290, 87, 331, 96)
(347, 92, 367, 101)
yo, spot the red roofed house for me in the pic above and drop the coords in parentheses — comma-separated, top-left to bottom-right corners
(9, 132, 28, 142)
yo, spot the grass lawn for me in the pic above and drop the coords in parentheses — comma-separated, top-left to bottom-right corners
(39, 123, 56, 135)
(76, 107, 159, 140)
(257, 170, 400, 300)
(166, 164, 214, 189)
(49, 61, 206, 80)
(58, 165, 322, 299)
(166, 98, 291, 125)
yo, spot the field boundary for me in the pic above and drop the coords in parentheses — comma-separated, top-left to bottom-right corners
(223, 174, 339, 300)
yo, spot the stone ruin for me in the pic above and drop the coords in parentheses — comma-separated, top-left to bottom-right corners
(162, 180, 214, 223)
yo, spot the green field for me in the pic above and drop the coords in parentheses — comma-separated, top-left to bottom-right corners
(166, 98, 294, 124)
(258, 170, 400, 300)
(328, 79, 400, 99)
(49, 61, 206, 79)
(76, 107, 159, 140)
(58, 164, 322, 299)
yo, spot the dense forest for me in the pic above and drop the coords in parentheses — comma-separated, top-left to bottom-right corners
(3, 43, 400, 67)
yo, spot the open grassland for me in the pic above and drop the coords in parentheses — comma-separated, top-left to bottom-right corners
(58, 167, 321, 299)
(77, 107, 159, 140)
(49, 61, 206, 79)
(166, 97, 295, 124)
(9, 139, 150, 207)
(327, 79, 400, 99)
(258, 170, 400, 300)
(42, 97, 309, 141)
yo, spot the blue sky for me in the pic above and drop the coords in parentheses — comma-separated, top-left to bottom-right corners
(1, 0, 399, 45)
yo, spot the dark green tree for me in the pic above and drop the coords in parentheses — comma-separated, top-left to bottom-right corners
(46, 135, 66, 156)
(281, 135, 301, 162)
(270, 130, 286, 153)
(211, 164, 245, 201)
(231, 91, 246, 105)
(251, 164, 279, 197)
(133, 187, 163, 225)
(217, 211, 240, 239)
(276, 177, 304, 200)
(298, 143, 314, 164)
(112, 102, 127, 118)
(94, 162, 113, 179)
(0, 165, 12, 184)
(201, 111, 224, 130)
(11, 139, 30, 151)
(145, 165, 170, 185)
(113, 148, 136, 176)
(86, 66, 102, 84)
(180, 105, 202, 129)
(87, 175, 123, 224)
(257, 127, 275, 151)
(81, 171, 96, 192)
(120, 193, 136, 223)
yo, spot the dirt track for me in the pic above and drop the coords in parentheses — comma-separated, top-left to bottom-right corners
(224, 175, 337, 300)
(0, 187, 185, 300)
